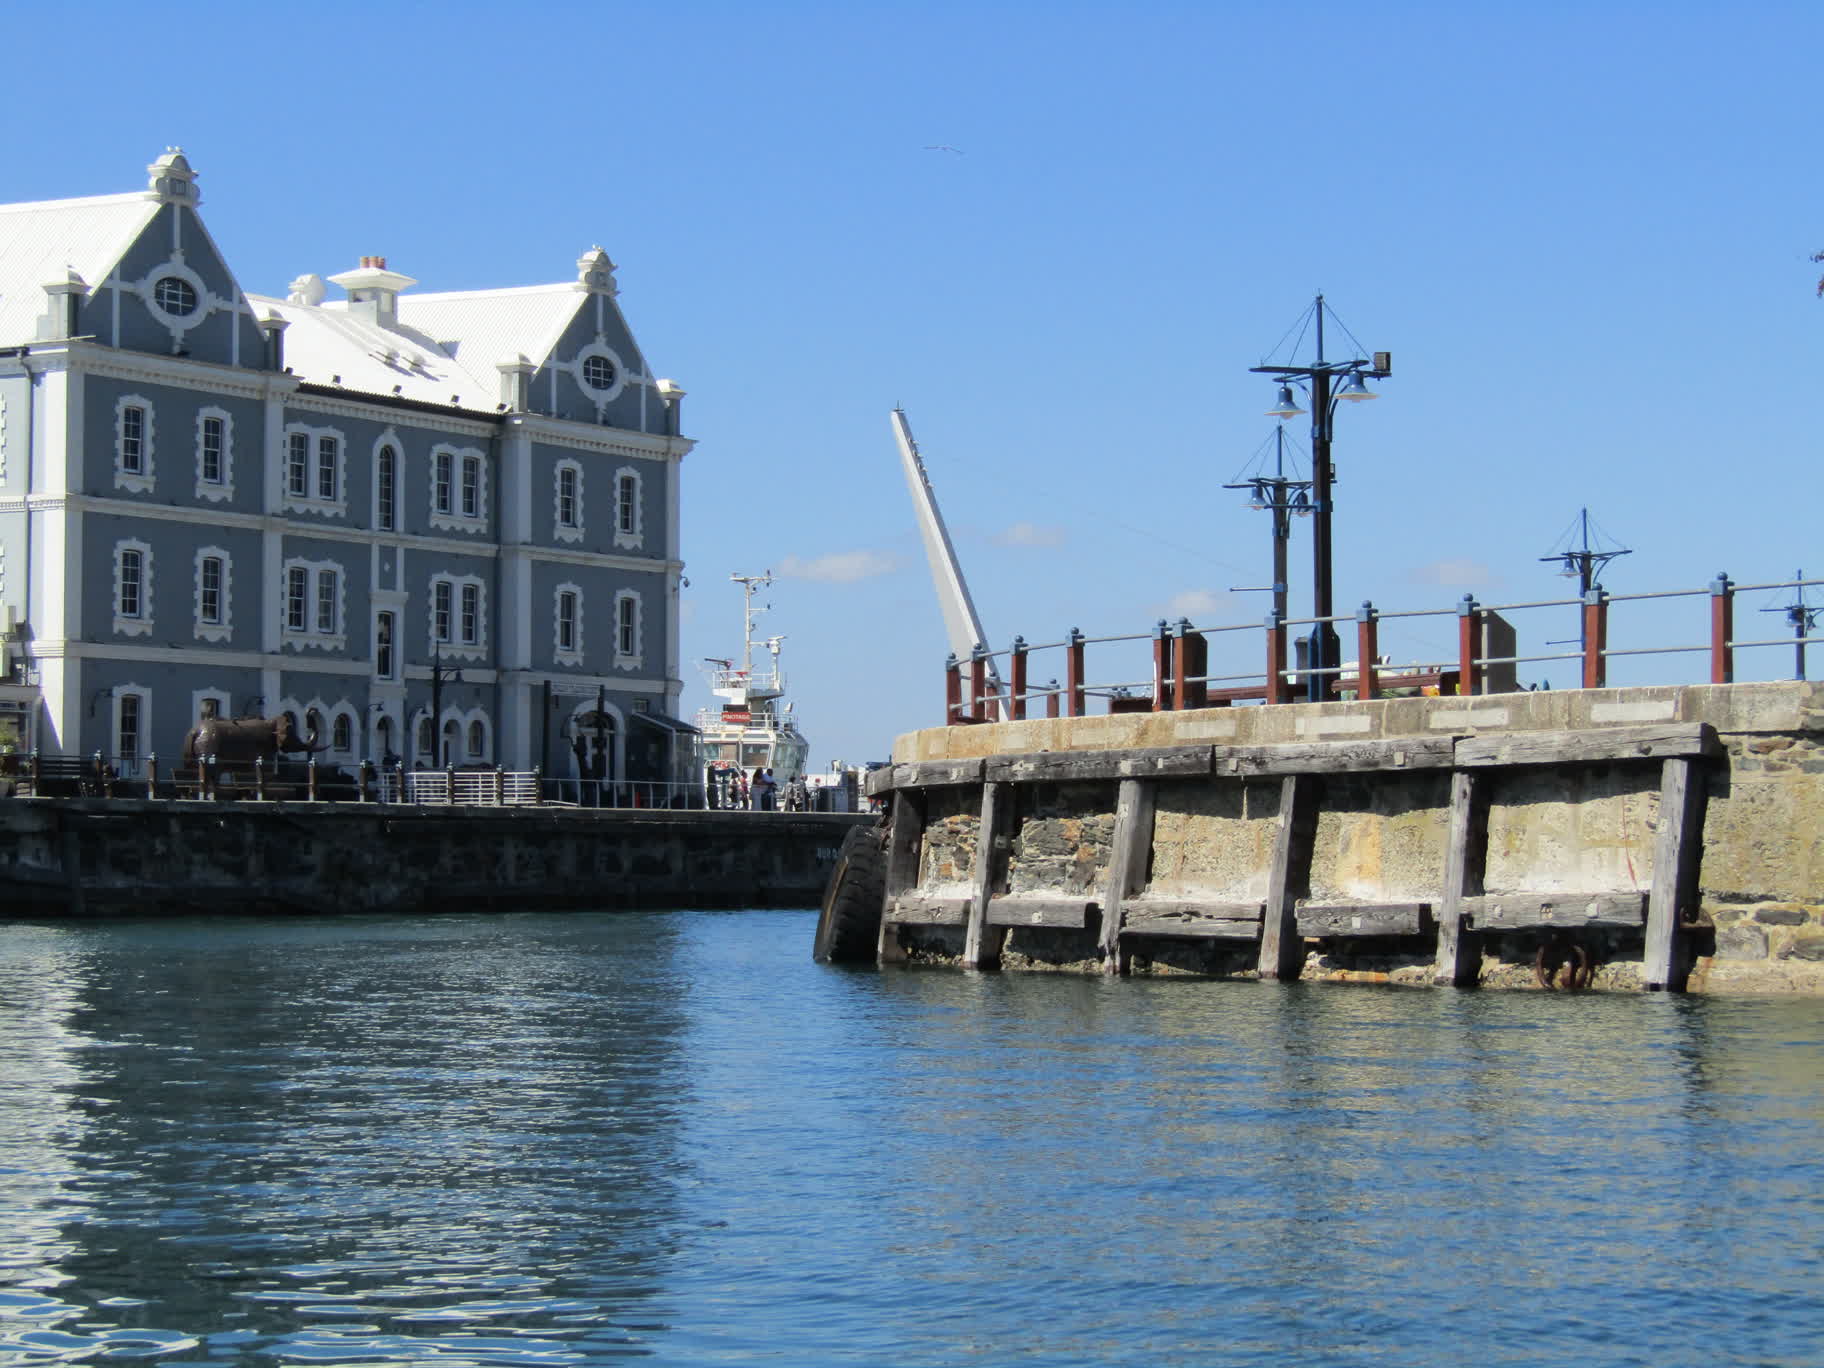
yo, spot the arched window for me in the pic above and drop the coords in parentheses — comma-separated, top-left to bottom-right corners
(467, 720, 485, 758)
(376, 716, 395, 761)
(332, 714, 353, 752)
(305, 707, 324, 741)
(441, 720, 461, 768)
(416, 717, 433, 759)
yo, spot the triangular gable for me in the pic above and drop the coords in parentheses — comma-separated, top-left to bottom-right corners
(0, 193, 157, 346)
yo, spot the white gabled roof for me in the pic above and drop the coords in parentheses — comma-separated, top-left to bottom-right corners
(397, 284, 588, 381)
(0, 192, 160, 345)
(251, 293, 505, 411)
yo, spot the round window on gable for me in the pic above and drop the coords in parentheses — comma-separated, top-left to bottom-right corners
(580, 355, 616, 392)
(153, 276, 199, 317)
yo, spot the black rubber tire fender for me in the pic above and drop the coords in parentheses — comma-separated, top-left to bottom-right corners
(813, 821, 888, 963)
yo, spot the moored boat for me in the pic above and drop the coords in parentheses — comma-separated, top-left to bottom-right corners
(697, 573, 811, 809)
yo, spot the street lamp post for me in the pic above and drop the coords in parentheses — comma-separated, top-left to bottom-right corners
(1224, 425, 1312, 627)
(428, 642, 461, 767)
(1251, 295, 1389, 701)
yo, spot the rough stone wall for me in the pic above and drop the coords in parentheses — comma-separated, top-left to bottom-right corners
(1006, 782, 1115, 896)
(1150, 780, 1279, 902)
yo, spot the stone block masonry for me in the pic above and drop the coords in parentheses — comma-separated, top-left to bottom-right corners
(0, 802, 873, 917)
(867, 681, 1824, 993)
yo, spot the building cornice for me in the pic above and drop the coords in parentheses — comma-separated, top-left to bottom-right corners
(290, 386, 500, 437)
(511, 413, 694, 462)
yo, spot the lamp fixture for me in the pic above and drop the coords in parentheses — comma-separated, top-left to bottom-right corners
(1267, 383, 1305, 420)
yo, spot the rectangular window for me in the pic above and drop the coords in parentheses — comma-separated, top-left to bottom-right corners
(378, 447, 396, 530)
(618, 474, 637, 534)
(461, 456, 480, 518)
(120, 406, 146, 473)
(315, 569, 337, 634)
(558, 468, 578, 527)
(200, 417, 224, 484)
(118, 694, 141, 763)
(618, 597, 637, 656)
(558, 591, 577, 652)
(376, 611, 395, 679)
(288, 433, 309, 496)
(119, 550, 143, 618)
(460, 584, 479, 644)
(200, 556, 223, 624)
(287, 566, 308, 631)
(317, 436, 338, 501)
(434, 453, 453, 514)
(434, 580, 452, 642)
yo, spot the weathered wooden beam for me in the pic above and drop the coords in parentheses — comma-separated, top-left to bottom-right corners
(1122, 914, 1264, 940)
(888, 893, 972, 925)
(981, 747, 1209, 786)
(1121, 898, 1263, 940)
(864, 765, 899, 799)
(1258, 773, 1319, 980)
(1098, 778, 1157, 973)
(1645, 755, 1707, 991)
(961, 781, 1009, 969)
(894, 758, 986, 790)
(877, 791, 928, 963)
(1465, 891, 1648, 930)
(1215, 736, 1456, 777)
(1454, 723, 1720, 769)
(985, 895, 1094, 929)
(1297, 902, 1432, 937)
(1434, 769, 1486, 986)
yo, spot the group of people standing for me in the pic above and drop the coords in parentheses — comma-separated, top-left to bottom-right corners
(748, 767, 810, 811)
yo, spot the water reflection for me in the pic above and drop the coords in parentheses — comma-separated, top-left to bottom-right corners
(3, 912, 1822, 1367)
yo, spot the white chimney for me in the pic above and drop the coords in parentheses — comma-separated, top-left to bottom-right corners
(327, 256, 417, 329)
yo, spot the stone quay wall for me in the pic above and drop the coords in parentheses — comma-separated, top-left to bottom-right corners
(0, 801, 873, 917)
(870, 681, 1824, 992)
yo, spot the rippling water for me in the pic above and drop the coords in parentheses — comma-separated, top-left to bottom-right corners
(1, 911, 1821, 1366)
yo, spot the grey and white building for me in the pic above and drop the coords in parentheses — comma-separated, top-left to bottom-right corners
(0, 149, 693, 784)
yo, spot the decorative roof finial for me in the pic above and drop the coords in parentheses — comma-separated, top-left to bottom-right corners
(146, 147, 199, 204)
(575, 246, 617, 296)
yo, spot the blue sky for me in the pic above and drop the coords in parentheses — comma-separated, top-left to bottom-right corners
(10, 1, 1821, 765)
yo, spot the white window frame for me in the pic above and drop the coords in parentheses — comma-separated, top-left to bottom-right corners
(281, 556, 347, 652)
(459, 582, 480, 646)
(553, 460, 584, 545)
(374, 433, 400, 531)
(428, 573, 487, 661)
(613, 588, 642, 671)
(554, 582, 583, 667)
(115, 395, 155, 494)
(374, 609, 398, 680)
(194, 406, 234, 503)
(281, 422, 348, 518)
(330, 709, 356, 758)
(112, 683, 151, 778)
(612, 465, 644, 550)
(429, 444, 487, 533)
(193, 545, 232, 643)
(113, 538, 154, 637)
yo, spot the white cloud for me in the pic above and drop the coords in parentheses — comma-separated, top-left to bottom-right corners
(1406, 558, 1498, 588)
(1163, 588, 1228, 620)
(993, 521, 1066, 549)
(775, 550, 900, 583)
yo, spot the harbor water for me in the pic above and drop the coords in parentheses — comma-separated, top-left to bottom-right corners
(2, 910, 1821, 1367)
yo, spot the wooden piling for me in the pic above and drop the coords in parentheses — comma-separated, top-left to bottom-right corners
(1099, 778, 1156, 974)
(1433, 770, 1487, 987)
(878, 790, 927, 965)
(1257, 774, 1318, 981)
(961, 781, 1009, 969)
(1644, 756, 1707, 991)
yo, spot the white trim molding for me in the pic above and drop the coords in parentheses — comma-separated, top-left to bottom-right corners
(193, 545, 233, 643)
(429, 571, 488, 662)
(113, 538, 154, 637)
(114, 394, 155, 494)
(281, 555, 348, 653)
(194, 405, 235, 503)
(553, 458, 584, 545)
(281, 421, 348, 519)
(554, 582, 583, 668)
(613, 588, 642, 672)
(612, 464, 643, 551)
(429, 443, 489, 534)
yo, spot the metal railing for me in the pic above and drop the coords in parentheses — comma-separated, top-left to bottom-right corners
(940, 573, 1824, 724)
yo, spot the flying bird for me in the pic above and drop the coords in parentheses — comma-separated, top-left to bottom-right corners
(923, 144, 965, 156)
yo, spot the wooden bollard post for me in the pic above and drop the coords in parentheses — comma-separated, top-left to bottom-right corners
(1264, 613, 1288, 705)
(1710, 573, 1734, 684)
(532, 764, 542, 806)
(254, 756, 266, 802)
(307, 756, 319, 802)
(494, 765, 505, 806)
(1173, 619, 1207, 711)
(944, 653, 962, 725)
(1065, 628, 1085, 717)
(445, 763, 457, 805)
(1582, 588, 1608, 689)
(1457, 594, 1481, 697)
(147, 753, 159, 800)
(1151, 619, 1171, 711)
(1009, 637, 1028, 722)
(94, 750, 108, 798)
(1355, 602, 1379, 701)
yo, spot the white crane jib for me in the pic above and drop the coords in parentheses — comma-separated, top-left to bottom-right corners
(890, 408, 1003, 707)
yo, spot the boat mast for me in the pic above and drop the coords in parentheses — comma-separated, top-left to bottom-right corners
(730, 571, 772, 677)
(891, 409, 1003, 705)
